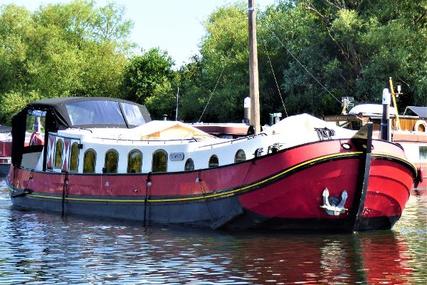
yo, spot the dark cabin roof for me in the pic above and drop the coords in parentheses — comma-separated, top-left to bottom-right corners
(11, 97, 151, 167)
(403, 106, 427, 119)
(24, 96, 151, 129)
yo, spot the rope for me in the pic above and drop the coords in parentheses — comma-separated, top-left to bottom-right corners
(197, 67, 225, 122)
(268, 30, 342, 104)
(62, 171, 69, 217)
(262, 41, 289, 117)
(197, 172, 215, 226)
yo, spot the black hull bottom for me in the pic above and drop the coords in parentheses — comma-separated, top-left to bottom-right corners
(224, 211, 399, 232)
(11, 195, 244, 230)
(10, 195, 398, 232)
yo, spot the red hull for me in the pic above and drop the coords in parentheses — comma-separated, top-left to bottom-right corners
(8, 139, 416, 231)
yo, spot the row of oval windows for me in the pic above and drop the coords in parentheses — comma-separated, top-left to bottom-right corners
(53, 140, 247, 173)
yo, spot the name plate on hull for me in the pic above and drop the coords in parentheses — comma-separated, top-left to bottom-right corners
(169, 152, 185, 161)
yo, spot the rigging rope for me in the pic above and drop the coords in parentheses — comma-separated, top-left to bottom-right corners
(262, 40, 289, 117)
(269, 30, 342, 105)
(197, 66, 225, 122)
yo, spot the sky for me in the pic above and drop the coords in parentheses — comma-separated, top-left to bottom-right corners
(2, 0, 278, 67)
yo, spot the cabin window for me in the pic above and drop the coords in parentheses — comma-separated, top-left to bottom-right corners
(54, 139, 64, 169)
(208, 155, 219, 168)
(104, 149, 119, 173)
(420, 146, 427, 161)
(234, 149, 246, 163)
(152, 149, 168, 173)
(66, 100, 126, 126)
(83, 149, 96, 173)
(26, 110, 46, 146)
(128, 149, 142, 173)
(121, 103, 146, 127)
(69, 142, 80, 172)
(185, 158, 194, 171)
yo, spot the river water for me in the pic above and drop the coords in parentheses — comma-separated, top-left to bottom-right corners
(0, 179, 426, 284)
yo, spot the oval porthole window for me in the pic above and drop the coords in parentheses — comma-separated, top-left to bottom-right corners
(128, 149, 142, 173)
(54, 139, 64, 169)
(234, 149, 246, 163)
(83, 149, 96, 173)
(208, 155, 219, 168)
(69, 142, 80, 172)
(104, 149, 119, 173)
(152, 149, 168, 173)
(341, 143, 351, 150)
(185, 158, 194, 171)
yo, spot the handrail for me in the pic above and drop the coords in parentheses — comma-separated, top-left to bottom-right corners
(80, 135, 198, 144)
(52, 130, 199, 144)
(198, 133, 267, 149)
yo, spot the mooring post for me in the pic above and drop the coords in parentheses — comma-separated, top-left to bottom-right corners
(381, 88, 391, 141)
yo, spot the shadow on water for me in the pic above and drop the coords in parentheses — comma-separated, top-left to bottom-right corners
(0, 178, 426, 284)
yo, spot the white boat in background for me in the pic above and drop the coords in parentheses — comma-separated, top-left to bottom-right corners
(325, 102, 427, 195)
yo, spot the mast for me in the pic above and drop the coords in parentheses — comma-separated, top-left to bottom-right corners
(248, 0, 261, 134)
(389, 77, 401, 130)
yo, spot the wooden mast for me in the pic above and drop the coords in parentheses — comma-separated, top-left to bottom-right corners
(248, 0, 260, 134)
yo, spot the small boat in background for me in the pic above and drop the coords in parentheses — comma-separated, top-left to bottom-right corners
(0, 125, 12, 177)
(192, 122, 250, 139)
(325, 102, 427, 195)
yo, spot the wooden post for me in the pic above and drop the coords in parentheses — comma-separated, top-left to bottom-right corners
(248, 0, 260, 134)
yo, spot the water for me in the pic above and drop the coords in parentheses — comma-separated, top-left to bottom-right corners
(0, 179, 426, 284)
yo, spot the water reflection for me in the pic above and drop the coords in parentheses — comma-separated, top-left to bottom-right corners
(0, 180, 426, 284)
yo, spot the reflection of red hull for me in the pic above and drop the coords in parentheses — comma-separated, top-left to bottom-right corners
(228, 231, 413, 284)
(8, 139, 416, 231)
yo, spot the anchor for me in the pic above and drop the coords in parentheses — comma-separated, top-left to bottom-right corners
(320, 188, 348, 216)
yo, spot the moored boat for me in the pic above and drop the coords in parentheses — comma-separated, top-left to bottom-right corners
(5, 1, 419, 232)
(7, 97, 417, 231)
(0, 125, 12, 176)
(325, 103, 427, 195)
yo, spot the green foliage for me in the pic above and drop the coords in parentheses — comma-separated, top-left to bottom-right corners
(1, 0, 425, 125)
(121, 48, 177, 119)
(178, 5, 249, 123)
(178, 0, 427, 123)
(0, 91, 42, 123)
(0, 0, 131, 124)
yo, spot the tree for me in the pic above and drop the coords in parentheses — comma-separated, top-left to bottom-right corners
(122, 48, 177, 119)
(178, 5, 250, 123)
(0, 0, 132, 123)
(179, 0, 426, 123)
